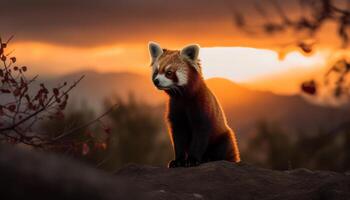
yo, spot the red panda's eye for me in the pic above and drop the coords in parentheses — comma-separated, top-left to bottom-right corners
(165, 71, 173, 77)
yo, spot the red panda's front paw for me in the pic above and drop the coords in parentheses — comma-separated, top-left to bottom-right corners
(168, 159, 185, 168)
(184, 156, 200, 167)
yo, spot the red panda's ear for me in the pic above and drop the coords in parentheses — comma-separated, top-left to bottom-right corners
(148, 41, 163, 64)
(180, 44, 200, 61)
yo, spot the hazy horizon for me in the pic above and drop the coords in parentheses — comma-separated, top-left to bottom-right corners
(3, 0, 349, 96)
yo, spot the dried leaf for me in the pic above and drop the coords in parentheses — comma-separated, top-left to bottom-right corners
(301, 80, 317, 95)
(82, 143, 90, 155)
(95, 142, 107, 150)
(8, 105, 16, 112)
(104, 127, 111, 134)
(0, 89, 11, 93)
(10, 57, 16, 63)
(13, 88, 20, 96)
(53, 88, 59, 96)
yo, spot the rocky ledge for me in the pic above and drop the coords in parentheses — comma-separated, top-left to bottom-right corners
(0, 145, 349, 200)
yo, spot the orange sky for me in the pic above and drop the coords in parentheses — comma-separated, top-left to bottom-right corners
(9, 41, 334, 95)
(3, 0, 349, 95)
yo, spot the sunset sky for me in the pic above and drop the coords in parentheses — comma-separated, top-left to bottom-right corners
(1, 0, 348, 95)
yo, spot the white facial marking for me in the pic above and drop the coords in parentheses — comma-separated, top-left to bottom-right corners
(165, 64, 171, 71)
(155, 74, 173, 87)
(176, 67, 188, 86)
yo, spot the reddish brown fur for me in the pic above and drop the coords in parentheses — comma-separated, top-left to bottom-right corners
(150, 44, 240, 168)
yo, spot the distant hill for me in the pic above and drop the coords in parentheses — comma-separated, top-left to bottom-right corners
(45, 70, 166, 108)
(206, 78, 349, 138)
(45, 71, 350, 140)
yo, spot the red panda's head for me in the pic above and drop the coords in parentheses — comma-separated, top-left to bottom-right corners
(148, 42, 202, 93)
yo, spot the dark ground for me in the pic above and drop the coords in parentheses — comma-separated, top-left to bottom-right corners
(0, 145, 349, 200)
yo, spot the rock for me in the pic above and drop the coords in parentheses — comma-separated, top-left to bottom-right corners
(0, 145, 140, 200)
(115, 162, 350, 200)
(0, 145, 349, 200)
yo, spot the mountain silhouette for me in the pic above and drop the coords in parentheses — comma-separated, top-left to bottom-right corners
(45, 70, 350, 140)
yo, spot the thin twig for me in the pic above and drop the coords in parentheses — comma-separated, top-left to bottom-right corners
(0, 75, 85, 132)
(49, 104, 118, 142)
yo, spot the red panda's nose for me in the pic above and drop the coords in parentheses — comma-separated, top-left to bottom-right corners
(153, 78, 160, 86)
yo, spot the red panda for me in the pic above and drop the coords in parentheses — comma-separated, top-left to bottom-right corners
(148, 42, 240, 168)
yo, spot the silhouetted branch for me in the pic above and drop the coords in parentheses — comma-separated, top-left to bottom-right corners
(0, 36, 112, 156)
(232, 0, 350, 100)
(50, 104, 118, 142)
(234, 0, 350, 47)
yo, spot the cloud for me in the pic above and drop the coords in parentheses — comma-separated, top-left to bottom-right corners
(2, 0, 250, 46)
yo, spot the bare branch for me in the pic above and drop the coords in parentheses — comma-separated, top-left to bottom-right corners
(50, 104, 118, 142)
(0, 37, 112, 157)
